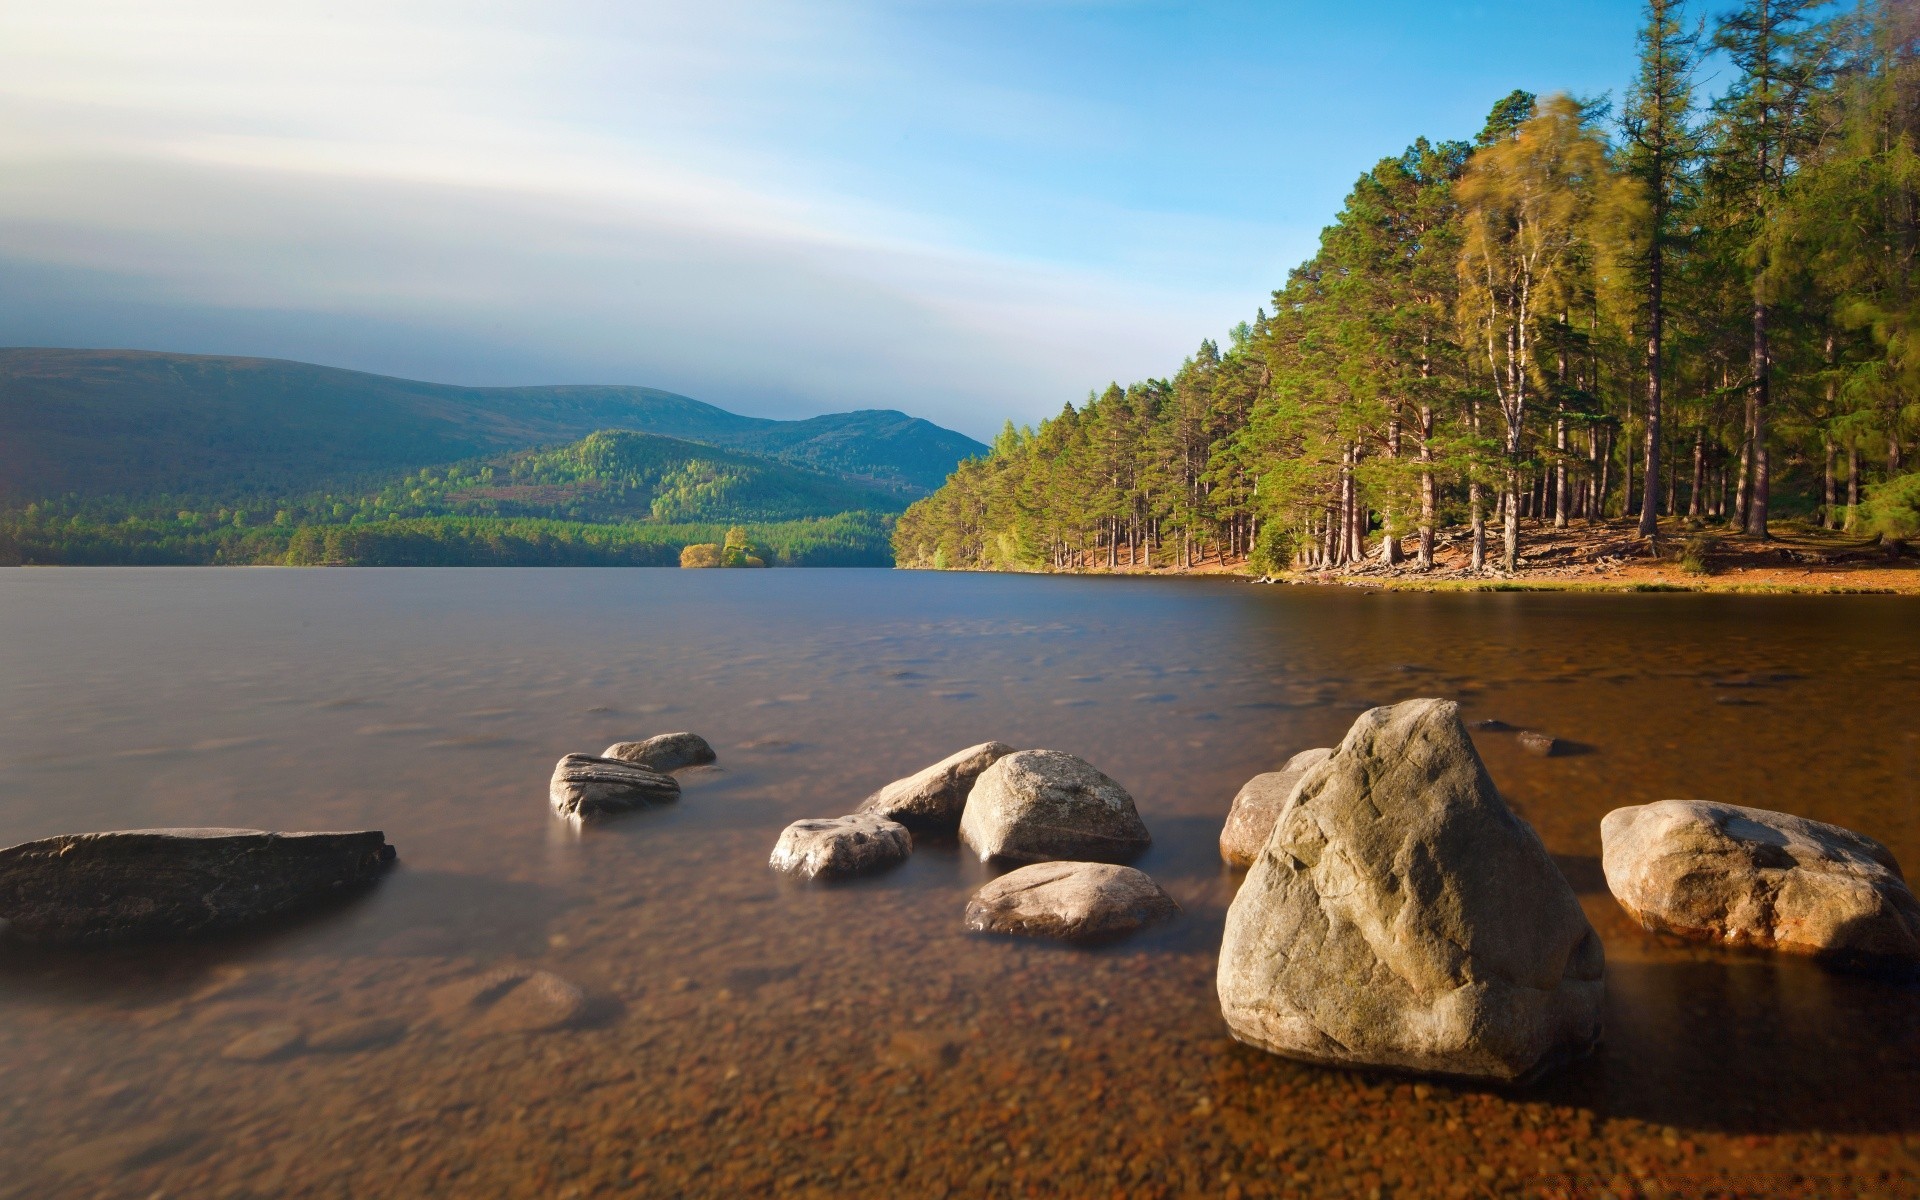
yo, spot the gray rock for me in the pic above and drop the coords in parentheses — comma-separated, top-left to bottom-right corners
(0, 828, 396, 946)
(1217, 698, 1604, 1084)
(1219, 748, 1334, 868)
(858, 741, 1016, 833)
(965, 861, 1179, 942)
(549, 753, 679, 822)
(958, 750, 1150, 865)
(601, 732, 716, 773)
(1601, 800, 1920, 972)
(431, 967, 591, 1035)
(769, 814, 912, 880)
(1517, 730, 1562, 757)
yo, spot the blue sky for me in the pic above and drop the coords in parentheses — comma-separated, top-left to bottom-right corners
(0, 0, 1650, 438)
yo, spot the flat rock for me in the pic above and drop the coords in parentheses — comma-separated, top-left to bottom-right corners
(1217, 698, 1604, 1084)
(549, 754, 679, 822)
(1601, 800, 1920, 972)
(601, 732, 716, 773)
(858, 741, 1015, 832)
(432, 967, 591, 1035)
(220, 1023, 304, 1062)
(0, 829, 396, 946)
(965, 862, 1179, 942)
(1219, 748, 1333, 868)
(958, 750, 1150, 865)
(769, 814, 912, 880)
(1517, 731, 1561, 757)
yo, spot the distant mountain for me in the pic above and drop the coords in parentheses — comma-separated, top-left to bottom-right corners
(0, 348, 987, 503)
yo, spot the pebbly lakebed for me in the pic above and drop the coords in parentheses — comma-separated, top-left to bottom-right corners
(1, 566, 1917, 1199)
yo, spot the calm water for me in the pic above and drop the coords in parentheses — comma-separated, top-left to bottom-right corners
(2, 568, 1918, 1199)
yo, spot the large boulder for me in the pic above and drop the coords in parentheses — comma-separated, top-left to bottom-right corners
(549, 754, 679, 822)
(601, 732, 716, 773)
(1217, 699, 1604, 1084)
(1219, 748, 1333, 868)
(0, 828, 396, 945)
(769, 814, 912, 880)
(858, 741, 1015, 833)
(958, 750, 1150, 865)
(965, 862, 1178, 942)
(1601, 800, 1920, 972)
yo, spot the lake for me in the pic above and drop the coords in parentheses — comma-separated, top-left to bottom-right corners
(2, 568, 1917, 1198)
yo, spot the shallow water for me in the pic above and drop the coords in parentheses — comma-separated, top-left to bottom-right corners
(1, 568, 1917, 1199)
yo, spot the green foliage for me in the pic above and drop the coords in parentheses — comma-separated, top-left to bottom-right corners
(0, 429, 899, 567)
(1862, 472, 1920, 543)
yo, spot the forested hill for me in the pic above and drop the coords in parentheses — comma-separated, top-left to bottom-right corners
(0, 429, 902, 566)
(896, 1, 1919, 575)
(0, 348, 986, 502)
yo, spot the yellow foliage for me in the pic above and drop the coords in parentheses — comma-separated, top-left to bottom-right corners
(679, 543, 722, 568)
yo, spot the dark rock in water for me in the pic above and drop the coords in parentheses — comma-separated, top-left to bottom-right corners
(959, 750, 1150, 865)
(965, 862, 1178, 942)
(0, 828, 396, 946)
(601, 732, 716, 773)
(1217, 698, 1604, 1084)
(549, 754, 679, 822)
(1470, 719, 1516, 732)
(1219, 748, 1333, 868)
(1517, 731, 1562, 757)
(769, 814, 912, 880)
(1602, 800, 1920, 973)
(857, 741, 1015, 833)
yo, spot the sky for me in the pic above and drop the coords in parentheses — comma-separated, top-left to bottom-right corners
(0, 0, 1650, 439)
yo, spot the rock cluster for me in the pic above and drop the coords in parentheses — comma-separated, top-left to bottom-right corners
(1217, 699, 1604, 1084)
(0, 828, 396, 945)
(1218, 747, 1331, 868)
(1601, 799, 1920, 972)
(773, 742, 1176, 947)
(965, 862, 1178, 942)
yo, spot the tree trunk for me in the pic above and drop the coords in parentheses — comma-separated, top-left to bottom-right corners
(1418, 402, 1436, 568)
(1823, 437, 1837, 530)
(1689, 426, 1705, 519)
(1846, 440, 1860, 530)
(1745, 293, 1771, 538)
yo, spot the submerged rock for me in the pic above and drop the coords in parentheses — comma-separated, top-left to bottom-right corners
(219, 1024, 304, 1062)
(1219, 748, 1333, 868)
(0, 828, 396, 946)
(549, 754, 680, 822)
(431, 967, 591, 1035)
(601, 732, 716, 773)
(1517, 731, 1562, 757)
(858, 741, 1016, 833)
(769, 814, 912, 880)
(306, 1016, 409, 1053)
(1217, 698, 1604, 1084)
(1601, 800, 1920, 972)
(965, 862, 1178, 942)
(958, 750, 1150, 865)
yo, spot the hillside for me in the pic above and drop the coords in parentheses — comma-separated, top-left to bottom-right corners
(0, 348, 986, 503)
(0, 428, 901, 567)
